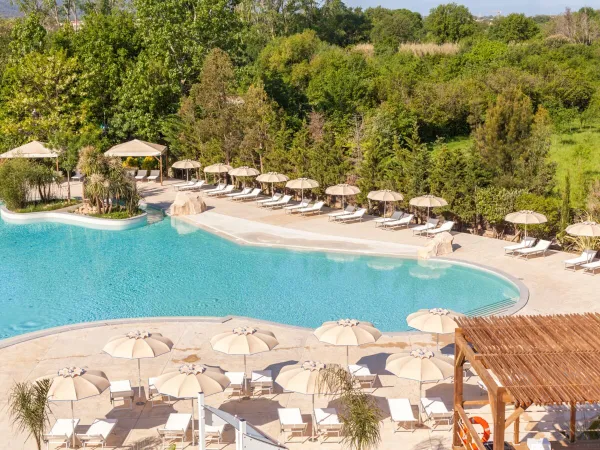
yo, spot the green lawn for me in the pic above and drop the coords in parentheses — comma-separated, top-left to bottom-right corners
(15, 200, 79, 213)
(89, 208, 144, 220)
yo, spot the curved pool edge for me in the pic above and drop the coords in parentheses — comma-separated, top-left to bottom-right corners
(0, 205, 148, 230)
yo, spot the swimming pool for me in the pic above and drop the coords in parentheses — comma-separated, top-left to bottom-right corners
(0, 214, 521, 338)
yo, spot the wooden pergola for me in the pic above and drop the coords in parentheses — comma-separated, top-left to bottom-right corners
(453, 314, 600, 449)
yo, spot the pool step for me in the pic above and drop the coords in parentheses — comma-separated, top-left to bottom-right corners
(465, 298, 518, 317)
(143, 206, 165, 225)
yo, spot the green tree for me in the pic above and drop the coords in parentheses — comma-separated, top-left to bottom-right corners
(425, 3, 477, 43)
(369, 9, 424, 53)
(405, 125, 430, 199)
(488, 13, 539, 43)
(560, 173, 571, 235)
(8, 379, 51, 450)
(8, 13, 46, 58)
(315, 0, 370, 47)
(475, 186, 522, 237)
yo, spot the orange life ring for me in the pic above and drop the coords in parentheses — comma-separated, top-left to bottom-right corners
(459, 416, 491, 449)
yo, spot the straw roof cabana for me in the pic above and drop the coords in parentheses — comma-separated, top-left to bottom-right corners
(452, 314, 600, 449)
(105, 139, 167, 184)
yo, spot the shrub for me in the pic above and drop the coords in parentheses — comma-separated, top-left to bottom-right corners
(141, 156, 158, 170)
(123, 157, 140, 168)
(475, 187, 522, 237)
(399, 42, 460, 56)
(515, 192, 561, 238)
(0, 159, 31, 209)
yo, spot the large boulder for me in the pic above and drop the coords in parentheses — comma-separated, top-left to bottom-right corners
(169, 192, 207, 216)
(417, 231, 454, 259)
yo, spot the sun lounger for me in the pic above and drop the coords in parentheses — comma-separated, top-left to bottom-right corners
(173, 179, 197, 189)
(72, 171, 85, 182)
(421, 397, 452, 430)
(204, 183, 226, 194)
(564, 249, 597, 271)
(109, 380, 134, 410)
(278, 408, 308, 443)
(147, 170, 160, 182)
(412, 218, 440, 236)
(250, 370, 273, 396)
(125, 169, 137, 178)
(43, 419, 80, 450)
(257, 193, 282, 206)
(225, 372, 245, 400)
(208, 185, 234, 196)
(382, 213, 414, 230)
(388, 398, 417, 432)
(327, 205, 355, 221)
(265, 194, 292, 209)
(148, 377, 172, 408)
(233, 188, 261, 201)
(527, 438, 551, 450)
(226, 187, 252, 198)
(194, 409, 228, 445)
(334, 208, 366, 223)
(157, 413, 192, 447)
(284, 200, 310, 214)
(504, 236, 536, 256)
(177, 180, 206, 191)
(134, 170, 147, 181)
(515, 239, 551, 259)
(582, 260, 600, 275)
(300, 201, 324, 216)
(348, 364, 376, 389)
(78, 418, 118, 448)
(426, 220, 455, 237)
(314, 408, 343, 442)
(374, 211, 402, 227)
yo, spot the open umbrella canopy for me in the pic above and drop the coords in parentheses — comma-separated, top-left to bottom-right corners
(285, 178, 319, 190)
(275, 361, 331, 396)
(314, 319, 382, 347)
(152, 364, 230, 399)
(367, 189, 404, 202)
(105, 139, 166, 157)
(228, 166, 260, 177)
(409, 195, 447, 208)
(172, 160, 201, 170)
(103, 330, 173, 359)
(46, 367, 110, 401)
(0, 140, 59, 159)
(256, 172, 289, 183)
(406, 308, 464, 335)
(505, 210, 547, 225)
(385, 349, 453, 382)
(204, 163, 233, 174)
(211, 326, 279, 355)
(566, 221, 600, 237)
(325, 184, 360, 196)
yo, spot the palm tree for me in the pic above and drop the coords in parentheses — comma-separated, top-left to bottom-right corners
(8, 379, 51, 450)
(85, 173, 109, 213)
(319, 365, 382, 450)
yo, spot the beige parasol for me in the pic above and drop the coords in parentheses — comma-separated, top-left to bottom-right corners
(256, 172, 289, 195)
(505, 210, 547, 238)
(325, 184, 360, 211)
(172, 160, 201, 181)
(286, 178, 319, 202)
(153, 364, 230, 443)
(210, 326, 279, 374)
(386, 349, 453, 423)
(367, 190, 404, 218)
(229, 166, 260, 188)
(103, 330, 173, 404)
(204, 163, 233, 183)
(45, 367, 110, 447)
(314, 319, 382, 364)
(566, 221, 600, 237)
(409, 195, 447, 220)
(406, 309, 464, 350)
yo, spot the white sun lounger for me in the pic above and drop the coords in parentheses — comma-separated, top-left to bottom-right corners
(265, 194, 292, 209)
(173, 179, 197, 189)
(148, 377, 172, 408)
(348, 364, 376, 389)
(412, 218, 439, 236)
(374, 211, 402, 227)
(334, 208, 366, 223)
(564, 249, 597, 271)
(300, 201, 324, 216)
(147, 170, 160, 182)
(109, 380, 134, 410)
(582, 260, 600, 275)
(515, 239, 551, 259)
(208, 185, 234, 196)
(314, 408, 343, 442)
(421, 397, 452, 430)
(388, 398, 417, 432)
(125, 169, 137, 178)
(327, 205, 355, 221)
(257, 193, 282, 206)
(177, 180, 206, 191)
(426, 220, 455, 237)
(527, 437, 551, 450)
(225, 372, 245, 400)
(504, 236, 536, 256)
(134, 170, 147, 181)
(78, 418, 118, 448)
(233, 188, 261, 201)
(204, 183, 226, 194)
(157, 413, 192, 446)
(43, 419, 80, 450)
(278, 408, 308, 443)
(284, 200, 310, 214)
(226, 187, 252, 198)
(194, 409, 228, 445)
(382, 213, 414, 230)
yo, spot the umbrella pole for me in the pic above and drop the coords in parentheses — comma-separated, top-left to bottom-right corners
(418, 381, 423, 425)
(311, 394, 316, 440)
(346, 346, 349, 365)
(136, 359, 144, 405)
(71, 400, 76, 448)
(191, 398, 195, 445)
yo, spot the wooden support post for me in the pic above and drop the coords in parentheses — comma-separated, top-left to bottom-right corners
(570, 402, 576, 443)
(452, 329, 465, 448)
(159, 155, 163, 185)
(493, 391, 506, 450)
(513, 416, 520, 444)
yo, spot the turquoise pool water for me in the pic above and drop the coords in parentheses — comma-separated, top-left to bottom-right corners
(0, 215, 520, 338)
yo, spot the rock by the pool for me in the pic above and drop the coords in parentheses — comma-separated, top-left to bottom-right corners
(169, 192, 207, 216)
(417, 231, 454, 259)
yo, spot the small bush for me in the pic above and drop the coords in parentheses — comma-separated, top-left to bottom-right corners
(515, 193, 561, 239)
(123, 157, 140, 168)
(141, 156, 157, 170)
(0, 159, 31, 209)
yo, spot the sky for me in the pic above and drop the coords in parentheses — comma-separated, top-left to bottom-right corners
(344, 0, 594, 16)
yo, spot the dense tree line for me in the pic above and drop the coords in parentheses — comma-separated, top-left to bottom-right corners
(1, 1, 600, 240)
